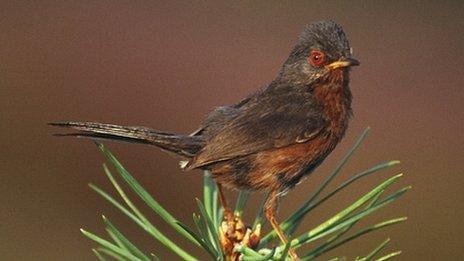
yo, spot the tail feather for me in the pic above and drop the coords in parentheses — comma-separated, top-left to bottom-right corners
(49, 121, 204, 157)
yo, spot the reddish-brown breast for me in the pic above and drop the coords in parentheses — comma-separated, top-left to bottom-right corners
(313, 69, 352, 138)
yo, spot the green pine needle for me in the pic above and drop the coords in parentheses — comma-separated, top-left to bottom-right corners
(77, 129, 408, 260)
(234, 190, 251, 217)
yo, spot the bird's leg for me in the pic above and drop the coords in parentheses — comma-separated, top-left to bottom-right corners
(217, 183, 233, 221)
(217, 183, 240, 260)
(217, 183, 260, 260)
(264, 190, 299, 261)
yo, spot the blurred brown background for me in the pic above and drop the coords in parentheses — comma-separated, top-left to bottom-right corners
(1, 1, 463, 260)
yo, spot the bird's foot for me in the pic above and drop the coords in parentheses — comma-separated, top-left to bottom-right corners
(219, 212, 261, 260)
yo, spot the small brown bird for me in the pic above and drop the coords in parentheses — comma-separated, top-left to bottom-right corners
(51, 21, 359, 260)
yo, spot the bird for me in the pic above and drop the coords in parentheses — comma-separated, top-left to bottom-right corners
(50, 21, 359, 260)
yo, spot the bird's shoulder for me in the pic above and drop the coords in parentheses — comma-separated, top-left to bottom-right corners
(190, 84, 268, 137)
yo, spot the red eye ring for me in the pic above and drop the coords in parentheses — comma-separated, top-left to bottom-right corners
(308, 50, 326, 67)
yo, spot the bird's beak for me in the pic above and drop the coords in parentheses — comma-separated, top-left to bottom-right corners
(326, 57, 360, 70)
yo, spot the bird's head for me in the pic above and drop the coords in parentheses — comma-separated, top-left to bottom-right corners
(279, 21, 359, 86)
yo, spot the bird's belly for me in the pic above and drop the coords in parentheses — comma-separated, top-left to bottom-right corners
(210, 136, 336, 192)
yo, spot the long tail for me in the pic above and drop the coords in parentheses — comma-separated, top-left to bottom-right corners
(49, 121, 204, 157)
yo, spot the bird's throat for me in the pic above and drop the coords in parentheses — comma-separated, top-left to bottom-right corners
(313, 70, 352, 138)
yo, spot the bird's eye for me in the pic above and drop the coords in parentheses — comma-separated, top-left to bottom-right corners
(308, 50, 326, 67)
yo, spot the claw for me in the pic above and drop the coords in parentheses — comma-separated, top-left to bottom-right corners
(219, 215, 262, 260)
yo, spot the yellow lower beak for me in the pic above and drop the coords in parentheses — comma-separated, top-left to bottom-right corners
(326, 58, 360, 70)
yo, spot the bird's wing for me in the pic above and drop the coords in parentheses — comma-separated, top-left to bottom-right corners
(187, 95, 325, 169)
(189, 106, 240, 137)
